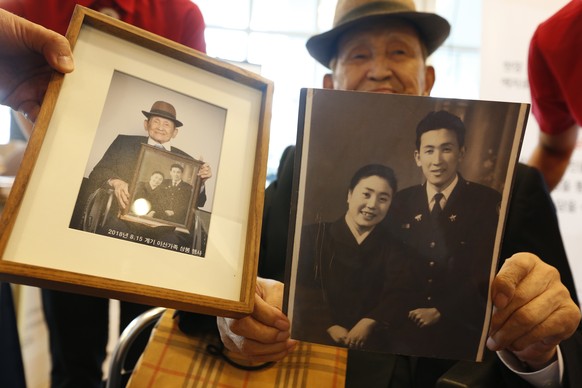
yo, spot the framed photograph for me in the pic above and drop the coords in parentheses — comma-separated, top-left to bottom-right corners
(0, 6, 273, 317)
(283, 89, 528, 361)
(119, 145, 204, 232)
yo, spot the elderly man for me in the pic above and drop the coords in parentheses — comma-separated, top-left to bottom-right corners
(84, 100, 209, 221)
(210, 0, 582, 387)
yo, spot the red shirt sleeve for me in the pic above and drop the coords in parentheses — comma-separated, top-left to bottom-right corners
(527, 1, 582, 135)
(527, 28, 575, 135)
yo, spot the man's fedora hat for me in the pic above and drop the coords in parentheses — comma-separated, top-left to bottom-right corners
(142, 101, 183, 127)
(306, 0, 451, 68)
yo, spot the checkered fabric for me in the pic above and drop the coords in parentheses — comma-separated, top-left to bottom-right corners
(128, 309, 347, 387)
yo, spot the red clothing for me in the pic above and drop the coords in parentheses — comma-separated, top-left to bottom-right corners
(0, 0, 206, 52)
(528, 0, 582, 135)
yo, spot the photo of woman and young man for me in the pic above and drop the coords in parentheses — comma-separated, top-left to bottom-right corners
(285, 89, 528, 361)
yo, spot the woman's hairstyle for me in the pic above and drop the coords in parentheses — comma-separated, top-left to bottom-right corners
(415, 110, 466, 150)
(151, 171, 165, 179)
(348, 164, 397, 193)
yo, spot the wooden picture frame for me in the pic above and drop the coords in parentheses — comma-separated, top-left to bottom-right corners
(0, 6, 273, 318)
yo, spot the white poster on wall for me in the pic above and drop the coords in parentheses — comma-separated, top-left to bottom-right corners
(481, 0, 582, 302)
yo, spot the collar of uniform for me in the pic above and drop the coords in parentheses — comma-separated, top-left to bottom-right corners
(425, 174, 459, 209)
(85, 0, 136, 14)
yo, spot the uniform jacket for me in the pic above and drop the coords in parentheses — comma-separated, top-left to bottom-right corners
(378, 176, 501, 360)
(157, 179, 194, 224)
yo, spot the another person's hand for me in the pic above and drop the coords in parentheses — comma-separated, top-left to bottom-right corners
(0, 9, 74, 122)
(409, 307, 441, 328)
(108, 178, 130, 209)
(217, 278, 297, 363)
(345, 318, 376, 348)
(487, 252, 581, 370)
(327, 325, 349, 345)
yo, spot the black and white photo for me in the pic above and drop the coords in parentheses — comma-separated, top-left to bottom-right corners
(285, 88, 528, 361)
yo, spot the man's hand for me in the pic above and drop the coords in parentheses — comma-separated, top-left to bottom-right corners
(217, 278, 297, 363)
(197, 156, 212, 183)
(108, 178, 130, 209)
(345, 318, 376, 348)
(0, 9, 74, 122)
(487, 253, 581, 370)
(409, 307, 441, 328)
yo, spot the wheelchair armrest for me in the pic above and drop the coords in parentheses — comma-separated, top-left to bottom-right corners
(105, 307, 166, 388)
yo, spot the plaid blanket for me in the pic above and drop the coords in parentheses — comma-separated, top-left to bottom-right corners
(128, 309, 347, 387)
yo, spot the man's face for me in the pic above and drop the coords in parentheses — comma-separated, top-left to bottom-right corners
(346, 175, 393, 232)
(170, 167, 183, 182)
(414, 128, 464, 190)
(326, 20, 434, 96)
(144, 116, 178, 144)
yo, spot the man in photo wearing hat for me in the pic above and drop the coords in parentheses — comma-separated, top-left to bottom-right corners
(87, 100, 210, 216)
(209, 0, 582, 387)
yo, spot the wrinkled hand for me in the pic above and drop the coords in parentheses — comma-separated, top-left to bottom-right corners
(487, 253, 581, 370)
(217, 278, 297, 363)
(0, 9, 74, 122)
(109, 178, 129, 209)
(409, 307, 441, 328)
(197, 158, 212, 183)
(327, 325, 348, 345)
(345, 318, 376, 348)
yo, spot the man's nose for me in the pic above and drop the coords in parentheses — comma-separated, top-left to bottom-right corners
(432, 150, 443, 163)
(367, 55, 393, 80)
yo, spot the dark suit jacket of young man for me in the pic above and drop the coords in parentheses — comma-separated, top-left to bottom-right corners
(379, 176, 501, 360)
(158, 179, 194, 224)
(179, 146, 582, 387)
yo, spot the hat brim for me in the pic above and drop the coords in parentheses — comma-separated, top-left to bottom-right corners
(142, 111, 183, 127)
(306, 12, 450, 68)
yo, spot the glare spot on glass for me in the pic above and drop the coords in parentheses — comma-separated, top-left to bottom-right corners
(131, 198, 151, 216)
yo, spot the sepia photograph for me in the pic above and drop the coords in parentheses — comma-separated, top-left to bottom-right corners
(284, 89, 528, 361)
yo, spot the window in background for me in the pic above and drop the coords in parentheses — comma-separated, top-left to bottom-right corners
(196, 0, 482, 182)
(430, 0, 482, 98)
